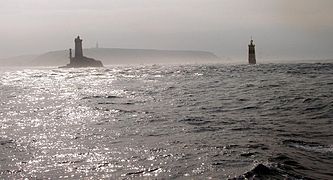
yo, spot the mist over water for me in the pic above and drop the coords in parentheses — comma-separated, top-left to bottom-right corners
(1, 0, 333, 60)
(0, 62, 332, 179)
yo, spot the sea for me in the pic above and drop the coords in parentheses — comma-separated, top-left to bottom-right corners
(0, 62, 332, 179)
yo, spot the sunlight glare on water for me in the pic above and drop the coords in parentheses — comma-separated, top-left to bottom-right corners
(0, 63, 332, 179)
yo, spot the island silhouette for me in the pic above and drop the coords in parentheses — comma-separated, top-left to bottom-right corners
(59, 36, 103, 68)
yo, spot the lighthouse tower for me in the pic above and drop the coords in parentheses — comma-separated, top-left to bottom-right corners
(248, 37, 256, 64)
(75, 36, 83, 58)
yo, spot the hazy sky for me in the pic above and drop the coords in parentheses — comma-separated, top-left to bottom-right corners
(1, 0, 333, 60)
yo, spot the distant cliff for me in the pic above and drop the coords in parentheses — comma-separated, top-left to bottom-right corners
(0, 48, 220, 66)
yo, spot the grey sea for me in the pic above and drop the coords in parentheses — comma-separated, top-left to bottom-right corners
(0, 63, 332, 179)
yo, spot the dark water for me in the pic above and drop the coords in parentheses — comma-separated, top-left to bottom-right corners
(0, 63, 332, 179)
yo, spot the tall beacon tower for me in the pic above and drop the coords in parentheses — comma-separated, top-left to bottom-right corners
(248, 37, 256, 64)
(75, 36, 83, 58)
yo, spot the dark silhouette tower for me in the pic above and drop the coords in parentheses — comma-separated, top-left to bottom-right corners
(75, 36, 83, 58)
(69, 48, 73, 63)
(248, 37, 256, 64)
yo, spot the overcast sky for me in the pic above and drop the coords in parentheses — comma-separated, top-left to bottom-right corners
(1, 0, 333, 60)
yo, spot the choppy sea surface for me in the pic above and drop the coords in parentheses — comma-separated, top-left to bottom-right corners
(0, 63, 332, 179)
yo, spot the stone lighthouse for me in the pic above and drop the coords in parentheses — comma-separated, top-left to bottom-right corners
(59, 36, 104, 68)
(75, 36, 83, 58)
(248, 37, 256, 64)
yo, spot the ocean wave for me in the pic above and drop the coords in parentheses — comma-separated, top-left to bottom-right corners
(0, 63, 332, 179)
